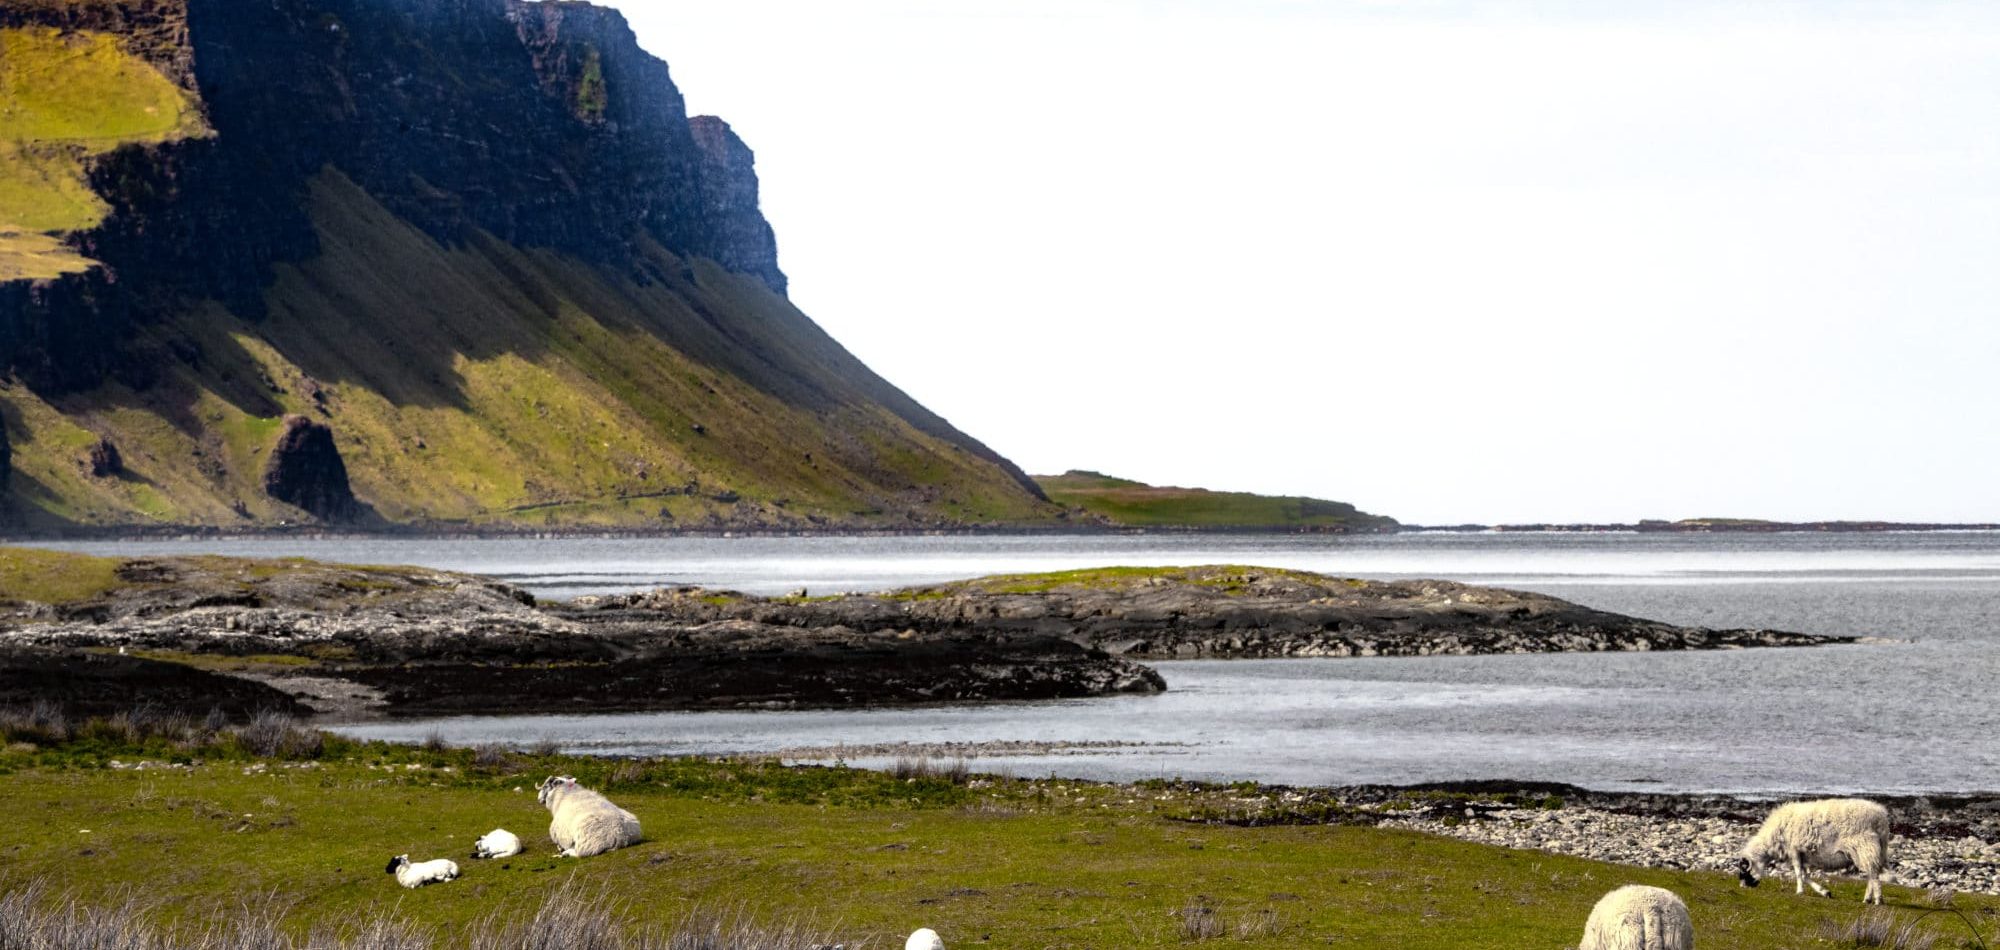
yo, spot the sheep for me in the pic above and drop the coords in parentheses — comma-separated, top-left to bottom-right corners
(537, 775, 641, 858)
(905, 928, 944, 950)
(384, 854, 459, 888)
(1736, 797, 1891, 904)
(471, 828, 522, 860)
(1579, 885, 1693, 950)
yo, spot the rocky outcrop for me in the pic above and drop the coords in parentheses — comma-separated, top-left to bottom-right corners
(575, 566, 1851, 659)
(0, 554, 1162, 717)
(689, 116, 786, 295)
(85, 437, 122, 478)
(262, 415, 359, 522)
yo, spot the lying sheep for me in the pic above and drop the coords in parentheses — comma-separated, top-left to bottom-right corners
(1579, 885, 1693, 950)
(537, 775, 641, 858)
(1736, 798, 1891, 904)
(906, 928, 944, 950)
(384, 854, 459, 888)
(471, 828, 522, 860)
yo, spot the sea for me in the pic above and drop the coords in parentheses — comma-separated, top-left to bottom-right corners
(41, 532, 2000, 796)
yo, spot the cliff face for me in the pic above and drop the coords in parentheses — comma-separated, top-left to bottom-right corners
(0, 0, 1051, 530)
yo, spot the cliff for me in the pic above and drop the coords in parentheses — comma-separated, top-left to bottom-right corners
(0, 0, 1051, 530)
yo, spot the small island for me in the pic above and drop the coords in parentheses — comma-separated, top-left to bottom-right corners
(0, 551, 1847, 720)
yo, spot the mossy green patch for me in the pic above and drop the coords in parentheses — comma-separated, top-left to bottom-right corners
(0, 546, 122, 604)
(921, 564, 1330, 596)
(0, 27, 205, 278)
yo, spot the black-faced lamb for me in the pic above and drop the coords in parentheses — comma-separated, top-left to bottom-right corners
(1736, 797, 1890, 905)
(471, 828, 522, 859)
(1578, 885, 1693, 950)
(384, 854, 459, 888)
(537, 775, 641, 858)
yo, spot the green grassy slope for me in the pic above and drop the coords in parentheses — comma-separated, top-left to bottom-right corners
(1036, 470, 1395, 530)
(0, 27, 204, 280)
(0, 745, 1973, 949)
(1, 171, 1056, 530)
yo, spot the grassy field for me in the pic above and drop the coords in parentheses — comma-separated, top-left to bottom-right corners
(0, 27, 204, 280)
(1035, 470, 1397, 531)
(0, 725, 1985, 950)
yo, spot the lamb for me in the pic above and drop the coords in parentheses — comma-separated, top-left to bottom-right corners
(471, 828, 522, 860)
(384, 854, 459, 888)
(905, 928, 944, 950)
(537, 775, 641, 858)
(1579, 885, 1693, 950)
(1736, 797, 1891, 904)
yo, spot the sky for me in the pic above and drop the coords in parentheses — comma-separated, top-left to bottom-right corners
(602, 1, 2000, 524)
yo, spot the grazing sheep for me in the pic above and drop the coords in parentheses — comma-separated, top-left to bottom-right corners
(906, 929, 944, 950)
(1736, 798, 1891, 904)
(1579, 885, 1694, 950)
(471, 828, 522, 860)
(536, 775, 641, 858)
(384, 854, 459, 888)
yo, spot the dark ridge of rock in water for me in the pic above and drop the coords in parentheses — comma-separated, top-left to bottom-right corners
(0, 646, 312, 720)
(570, 565, 1853, 659)
(262, 415, 359, 522)
(86, 437, 123, 478)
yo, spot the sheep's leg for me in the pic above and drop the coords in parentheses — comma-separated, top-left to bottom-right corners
(1791, 852, 1832, 898)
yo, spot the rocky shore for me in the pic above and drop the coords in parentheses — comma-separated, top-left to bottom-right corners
(1154, 780, 2000, 896)
(0, 554, 1850, 720)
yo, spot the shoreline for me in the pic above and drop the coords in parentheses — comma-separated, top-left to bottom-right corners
(8, 524, 2000, 543)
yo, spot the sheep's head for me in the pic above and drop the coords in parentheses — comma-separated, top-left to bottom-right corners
(1735, 854, 1765, 887)
(385, 854, 409, 874)
(537, 775, 578, 807)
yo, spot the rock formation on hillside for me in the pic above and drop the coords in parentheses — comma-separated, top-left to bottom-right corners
(262, 416, 361, 522)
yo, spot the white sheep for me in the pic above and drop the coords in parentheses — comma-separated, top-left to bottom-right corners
(1736, 798, 1891, 904)
(471, 827, 522, 859)
(537, 775, 641, 858)
(384, 854, 459, 888)
(1578, 885, 1693, 950)
(906, 928, 944, 950)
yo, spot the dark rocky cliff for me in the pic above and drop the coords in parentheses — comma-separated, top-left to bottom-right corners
(3, 0, 791, 393)
(0, 0, 1053, 529)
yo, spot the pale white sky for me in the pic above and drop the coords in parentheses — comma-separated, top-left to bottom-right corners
(606, 1, 2000, 524)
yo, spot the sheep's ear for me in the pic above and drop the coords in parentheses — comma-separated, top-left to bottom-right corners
(563, 777, 578, 787)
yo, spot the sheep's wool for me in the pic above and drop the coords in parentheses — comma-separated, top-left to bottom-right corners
(538, 776, 642, 858)
(1579, 885, 1693, 950)
(906, 929, 945, 950)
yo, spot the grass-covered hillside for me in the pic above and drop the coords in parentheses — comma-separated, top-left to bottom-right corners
(1036, 470, 1395, 531)
(0, 4, 1058, 532)
(0, 166, 1056, 530)
(0, 722, 1981, 950)
(0, 26, 205, 280)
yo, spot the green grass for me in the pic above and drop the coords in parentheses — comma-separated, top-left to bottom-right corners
(0, 27, 203, 278)
(0, 738, 1982, 949)
(907, 564, 1329, 596)
(0, 546, 123, 604)
(1035, 470, 1396, 530)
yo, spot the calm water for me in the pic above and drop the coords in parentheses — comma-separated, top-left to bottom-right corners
(39, 533, 2000, 794)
